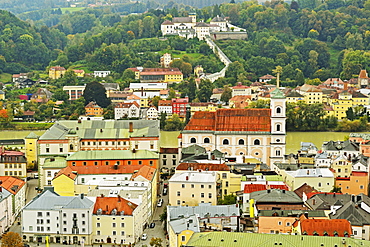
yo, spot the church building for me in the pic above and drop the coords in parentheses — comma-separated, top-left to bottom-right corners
(180, 89, 286, 166)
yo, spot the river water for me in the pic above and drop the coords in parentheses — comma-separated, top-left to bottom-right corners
(1, 130, 366, 154)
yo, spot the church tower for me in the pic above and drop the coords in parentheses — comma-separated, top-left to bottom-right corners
(269, 88, 286, 166)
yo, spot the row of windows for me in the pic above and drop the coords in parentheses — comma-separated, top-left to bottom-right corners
(29, 226, 86, 233)
(97, 223, 125, 227)
(4, 171, 22, 176)
(181, 184, 212, 189)
(96, 231, 124, 236)
(4, 164, 22, 168)
(190, 138, 261, 145)
(177, 192, 213, 198)
(71, 160, 154, 166)
(177, 200, 212, 205)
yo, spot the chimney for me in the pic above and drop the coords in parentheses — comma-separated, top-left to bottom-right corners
(118, 195, 121, 202)
(313, 199, 316, 205)
(344, 82, 348, 90)
(141, 87, 144, 96)
(100, 129, 103, 133)
(80, 194, 84, 199)
(267, 189, 271, 193)
(101, 194, 104, 198)
(0, 187, 2, 192)
(129, 122, 133, 133)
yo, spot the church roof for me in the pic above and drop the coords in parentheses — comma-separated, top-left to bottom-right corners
(183, 109, 271, 133)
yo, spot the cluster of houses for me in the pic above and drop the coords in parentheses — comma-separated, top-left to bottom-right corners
(1, 85, 370, 245)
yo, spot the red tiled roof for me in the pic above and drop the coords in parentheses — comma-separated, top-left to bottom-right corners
(184, 109, 271, 132)
(294, 183, 317, 199)
(259, 74, 276, 80)
(130, 166, 156, 181)
(300, 219, 352, 237)
(243, 184, 266, 194)
(50, 66, 66, 71)
(0, 176, 26, 195)
(351, 171, 367, 176)
(159, 100, 172, 106)
(140, 68, 182, 76)
(244, 184, 289, 193)
(93, 196, 138, 215)
(176, 163, 230, 171)
(115, 102, 140, 108)
(54, 167, 77, 181)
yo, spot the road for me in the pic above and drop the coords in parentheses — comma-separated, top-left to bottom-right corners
(139, 182, 169, 247)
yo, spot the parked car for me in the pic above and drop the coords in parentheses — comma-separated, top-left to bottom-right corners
(157, 200, 162, 207)
(163, 183, 168, 188)
(163, 188, 167, 195)
(141, 234, 147, 240)
(149, 222, 155, 228)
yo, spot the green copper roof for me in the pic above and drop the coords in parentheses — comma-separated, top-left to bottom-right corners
(43, 157, 67, 168)
(271, 88, 286, 99)
(186, 232, 370, 247)
(39, 120, 160, 140)
(25, 132, 39, 139)
(66, 150, 159, 161)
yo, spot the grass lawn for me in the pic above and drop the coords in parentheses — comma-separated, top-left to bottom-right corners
(59, 7, 86, 13)
(327, 44, 340, 68)
(10, 122, 53, 130)
(0, 73, 12, 83)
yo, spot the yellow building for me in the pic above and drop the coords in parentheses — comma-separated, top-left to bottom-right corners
(218, 170, 242, 198)
(73, 69, 85, 77)
(52, 167, 77, 196)
(189, 102, 217, 116)
(352, 91, 369, 106)
(282, 168, 335, 191)
(169, 171, 219, 206)
(49, 66, 66, 79)
(92, 196, 145, 245)
(168, 219, 197, 247)
(336, 171, 368, 195)
(25, 132, 38, 167)
(0, 90, 5, 100)
(302, 87, 323, 104)
(329, 91, 353, 119)
(331, 155, 352, 178)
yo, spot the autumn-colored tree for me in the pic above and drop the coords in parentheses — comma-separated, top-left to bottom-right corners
(150, 237, 163, 247)
(1, 232, 23, 247)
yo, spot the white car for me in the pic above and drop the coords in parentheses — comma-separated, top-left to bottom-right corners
(157, 200, 162, 207)
(141, 234, 147, 240)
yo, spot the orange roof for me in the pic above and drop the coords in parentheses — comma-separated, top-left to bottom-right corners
(176, 163, 230, 171)
(359, 69, 368, 79)
(243, 184, 289, 193)
(140, 68, 182, 76)
(73, 70, 84, 73)
(184, 109, 271, 132)
(93, 196, 138, 215)
(300, 219, 352, 236)
(54, 167, 77, 181)
(131, 166, 156, 181)
(115, 102, 140, 108)
(351, 171, 367, 176)
(159, 100, 172, 106)
(127, 94, 141, 100)
(0, 176, 26, 195)
(259, 74, 276, 80)
(243, 184, 266, 194)
(50, 66, 66, 71)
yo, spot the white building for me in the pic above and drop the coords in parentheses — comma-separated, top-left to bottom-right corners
(282, 168, 335, 191)
(146, 106, 158, 120)
(22, 190, 94, 245)
(94, 71, 111, 78)
(231, 82, 252, 97)
(63, 85, 86, 100)
(114, 102, 140, 120)
(0, 188, 13, 234)
(158, 100, 173, 116)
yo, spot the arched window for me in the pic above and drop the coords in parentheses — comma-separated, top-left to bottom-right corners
(254, 139, 260, 145)
(223, 139, 229, 145)
(204, 138, 210, 143)
(190, 138, 196, 143)
(276, 124, 281, 132)
(276, 107, 281, 114)
(238, 139, 244, 145)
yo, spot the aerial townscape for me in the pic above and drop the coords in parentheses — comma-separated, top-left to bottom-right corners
(4, 0, 370, 247)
